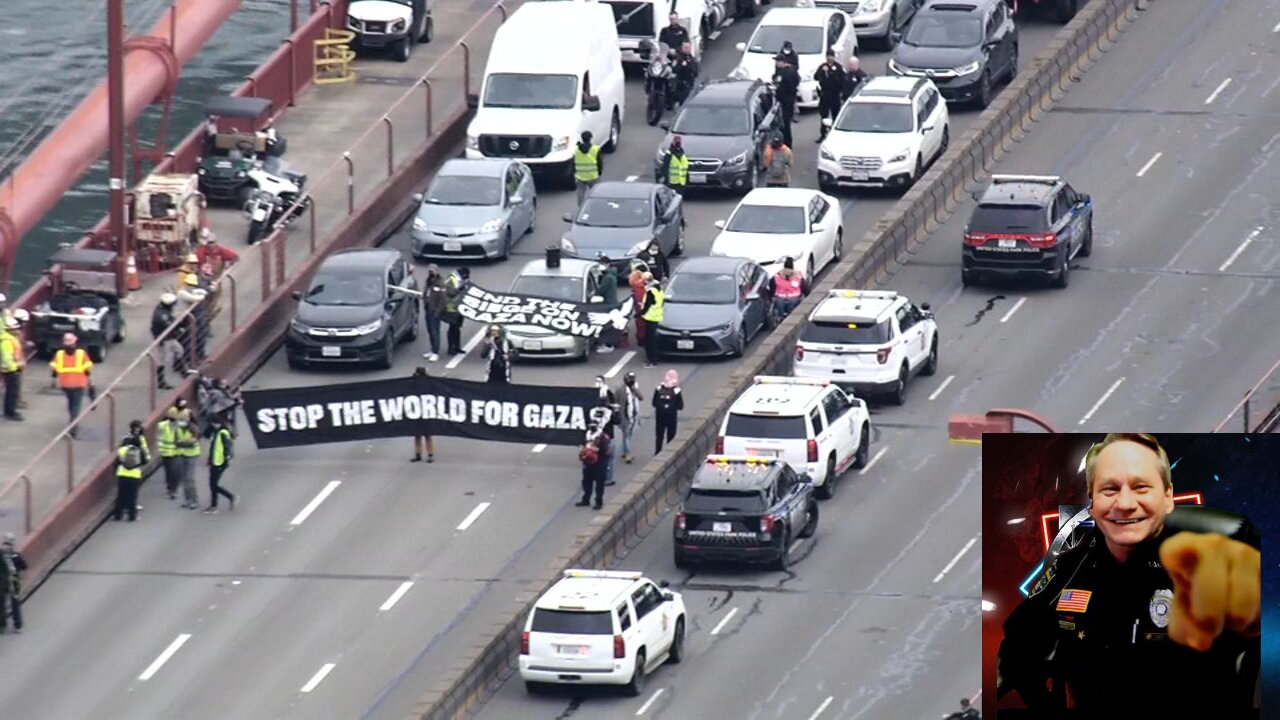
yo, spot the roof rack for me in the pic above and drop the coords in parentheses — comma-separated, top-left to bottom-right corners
(826, 289, 899, 300)
(562, 569, 643, 580)
(991, 174, 1060, 186)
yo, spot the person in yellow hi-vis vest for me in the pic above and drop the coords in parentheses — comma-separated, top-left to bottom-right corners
(204, 417, 237, 513)
(639, 273, 665, 368)
(573, 131, 603, 208)
(113, 435, 149, 522)
(660, 136, 689, 197)
(174, 414, 202, 510)
(49, 333, 92, 437)
(156, 406, 182, 500)
(1, 313, 25, 421)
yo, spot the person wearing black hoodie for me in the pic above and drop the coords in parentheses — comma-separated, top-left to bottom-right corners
(774, 40, 799, 70)
(639, 239, 670, 283)
(771, 58, 800, 147)
(814, 50, 846, 141)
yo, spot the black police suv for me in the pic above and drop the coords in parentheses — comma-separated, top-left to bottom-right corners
(673, 456, 818, 571)
(286, 248, 420, 369)
(887, 0, 1018, 108)
(654, 79, 781, 194)
(961, 174, 1093, 288)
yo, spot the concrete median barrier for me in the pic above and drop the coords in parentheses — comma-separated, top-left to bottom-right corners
(407, 0, 1152, 718)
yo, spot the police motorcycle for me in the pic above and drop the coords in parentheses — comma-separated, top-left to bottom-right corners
(242, 156, 310, 245)
(639, 40, 675, 126)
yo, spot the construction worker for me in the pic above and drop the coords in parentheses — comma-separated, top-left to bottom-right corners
(174, 411, 202, 510)
(151, 292, 184, 388)
(0, 533, 26, 634)
(573, 131, 603, 208)
(157, 406, 182, 500)
(113, 434, 149, 522)
(205, 416, 237, 513)
(177, 273, 210, 361)
(196, 228, 239, 279)
(640, 274, 664, 368)
(177, 252, 200, 288)
(1, 312, 25, 421)
(50, 333, 93, 437)
(659, 135, 689, 196)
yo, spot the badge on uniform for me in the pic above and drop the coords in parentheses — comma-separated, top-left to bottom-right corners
(1149, 588, 1173, 628)
(1056, 589, 1092, 613)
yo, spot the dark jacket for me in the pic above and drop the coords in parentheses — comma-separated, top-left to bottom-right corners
(597, 267, 619, 304)
(672, 54, 698, 84)
(773, 66, 801, 106)
(658, 24, 690, 53)
(485, 337, 511, 383)
(422, 272, 448, 317)
(0, 548, 26, 596)
(652, 384, 683, 419)
(151, 303, 176, 340)
(841, 69, 869, 101)
(814, 61, 845, 99)
(774, 48, 799, 68)
(640, 248, 670, 282)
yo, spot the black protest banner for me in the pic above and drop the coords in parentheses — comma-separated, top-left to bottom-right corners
(242, 374, 597, 449)
(456, 284, 634, 339)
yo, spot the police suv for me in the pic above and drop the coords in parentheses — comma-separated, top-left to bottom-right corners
(716, 376, 870, 499)
(519, 569, 686, 696)
(794, 289, 938, 405)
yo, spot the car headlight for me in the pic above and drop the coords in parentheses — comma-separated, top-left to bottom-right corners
(887, 147, 912, 163)
(725, 152, 748, 168)
(236, 170, 247, 178)
(714, 322, 735, 335)
(819, 145, 836, 162)
(858, 0, 882, 13)
(391, 18, 407, 32)
(466, 134, 479, 150)
(413, 217, 428, 233)
(628, 239, 651, 257)
(887, 58, 904, 75)
(954, 61, 982, 76)
(347, 17, 362, 30)
(553, 135, 571, 151)
(480, 218, 504, 234)
(561, 236, 576, 253)
(289, 318, 310, 334)
(197, 167, 206, 175)
(354, 319, 383, 335)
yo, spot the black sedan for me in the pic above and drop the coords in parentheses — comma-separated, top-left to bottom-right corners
(560, 181, 685, 270)
(654, 256, 774, 358)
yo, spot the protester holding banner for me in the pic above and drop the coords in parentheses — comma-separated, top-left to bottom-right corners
(640, 274, 665, 368)
(444, 267, 472, 356)
(594, 255, 621, 354)
(483, 325, 513, 384)
(617, 371, 642, 464)
(409, 368, 437, 462)
(577, 421, 610, 510)
(652, 369, 684, 453)
(420, 264, 449, 363)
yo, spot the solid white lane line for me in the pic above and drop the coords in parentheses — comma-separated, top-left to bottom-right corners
(1135, 151, 1162, 177)
(1078, 377, 1125, 425)
(709, 607, 739, 635)
(290, 481, 342, 526)
(456, 502, 491, 531)
(604, 350, 637, 379)
(636, 688, 666, 715)
(709, 30, 721, 40)
(532, 444, 547, 453)
(933, 536, 978, 583)
(999, 297, 1026, 323)
(138, 633, 192, 681)
(807, 696, 835, 720)
(927, 375, 955, 402)
(1219, 227, 1262, 272)
(1204, 77, 1232, 104)
(626, 175, 639, 182)
(300, 663, 337, 693)
(858, 446, 888, 475)
(379, 581, 414, 612)
(445, 329, 486, 370)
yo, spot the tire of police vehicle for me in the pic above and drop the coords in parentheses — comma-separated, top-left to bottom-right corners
(667, 618, 686, 664)
(1053, 250, 1070, 289)
(816, 455, 837, 500)
(773, 529, 792, 571)
(797, 499, 818, 539)
(922, 337, 938, 376)
(673, 548, 689, 570)
(853, 425, 870, 469)
(892, 363, 908, 405)
(395, 38, 412, 63)
(1079, 222, 1092, 258)
(625, 650, 647, 696)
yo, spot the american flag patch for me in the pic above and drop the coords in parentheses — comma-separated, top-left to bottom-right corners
(1057, 589, 1092, 613)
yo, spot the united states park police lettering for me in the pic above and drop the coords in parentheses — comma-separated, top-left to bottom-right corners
(255, 396, 586, 433)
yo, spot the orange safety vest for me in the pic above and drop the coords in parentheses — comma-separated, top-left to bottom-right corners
(50, 348, 93, 389)
(774, 272, 803, 299)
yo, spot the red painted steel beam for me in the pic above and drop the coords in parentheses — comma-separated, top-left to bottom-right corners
(0, 0, 243, 284)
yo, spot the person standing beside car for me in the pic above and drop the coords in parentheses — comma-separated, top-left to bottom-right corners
(444, 267, 471, 356)
(50, 333, 92, 438)
(659, 136, 689, 198)
(639, 274, 665, 368)
(617, 371, 642, 464)
(842, 56, 869, 102)
(573, 131, 603, 209)
(420, 264, 448, 362)
(763, 137, 793, 187)
(483, 325, 512, 384)
(658, 12, 690, 55)
(815, 50, 846, 141)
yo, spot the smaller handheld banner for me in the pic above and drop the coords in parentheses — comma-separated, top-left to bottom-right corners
(454, 284, 633, 339)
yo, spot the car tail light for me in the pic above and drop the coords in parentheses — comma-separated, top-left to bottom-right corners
(614, 634, 626, 659)
(963, 232, 991, 247)
(675, 512, 686, 531)
(521, 631, 530, 655)
(807, 439, 819, 463)
(795, 345, 805, 362)
(714, 436, 724, 454)
(1027, 233, 1057, 248)
(760, 514, 776, 533)
(876, 347, 891, 364)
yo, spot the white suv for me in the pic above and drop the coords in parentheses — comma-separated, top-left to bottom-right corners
(519, 570, 687, 696)
(794, 289, 939, 405)
(817, 75, 949, 191)
(716, 376, 871, 499)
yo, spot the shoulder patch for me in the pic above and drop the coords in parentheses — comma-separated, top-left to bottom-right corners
(1028, 560, 1056, 598)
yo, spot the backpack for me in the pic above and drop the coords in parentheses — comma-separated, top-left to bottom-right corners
(579, 444, 599, 465)
(122, 444, 144, 469)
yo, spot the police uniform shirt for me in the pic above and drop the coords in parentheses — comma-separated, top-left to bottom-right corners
(999, 524, 1259, 716)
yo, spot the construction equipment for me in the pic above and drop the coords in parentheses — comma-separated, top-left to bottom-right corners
(132, 172, 204, 270)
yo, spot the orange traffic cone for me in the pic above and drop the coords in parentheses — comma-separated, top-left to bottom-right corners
(126, 255, 141, 291)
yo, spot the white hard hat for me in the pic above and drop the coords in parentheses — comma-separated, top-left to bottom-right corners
(3, 316, 18, 330)
(12, 308, 29, 323)
(160, 293, 177, 305)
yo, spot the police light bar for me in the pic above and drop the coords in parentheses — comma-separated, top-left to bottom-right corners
(752, 375, 830, 387)
(563, 569, 643, 580)
(826, 289, 898, 300)
(794, 0, 816, 6)
(990, 174, 1060, 186)
(705, 454, 779, 466)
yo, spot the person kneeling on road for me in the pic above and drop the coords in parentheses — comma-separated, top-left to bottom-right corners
(577, 421, 611, 510)
(769, 257, 808, 320)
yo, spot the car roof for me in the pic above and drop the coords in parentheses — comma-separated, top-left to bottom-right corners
(853, 76, 924, 103)
(730, 376, 831, 417)
(517, 257, 597, 279)
(674, 255, 745, 274)
(738, 187, 817, 208)
(589, 180, 657, 199)
(812, 289, 903, 324)
(537, 571, 645, 611)
(687, 79, 761, 106)
(759, 7, 840, 27)
(979, 174, 1062, 206)
(920, 0, 995, 16)
(323, 248, 398, 271)
(438, 158, 510, 178)
(692, 456, 781, 492)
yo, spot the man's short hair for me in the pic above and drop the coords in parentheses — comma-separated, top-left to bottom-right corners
(1084, 433, 1173, 496)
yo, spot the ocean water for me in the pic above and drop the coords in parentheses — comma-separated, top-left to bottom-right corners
(0, 0, 294, 293)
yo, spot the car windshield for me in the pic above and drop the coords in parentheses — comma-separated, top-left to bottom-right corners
(423, 175, 502, 206)
(725, 413, 807, 439)
(969, 204, 1049, 233)
(576, 198, 652, 228)
(726, 205, 806, 234)
(304, 271, 383, 306)
(511, 275, 584, 302)
(903, 16, 983, 48)
(531, 609, 613, 635)
(837, 103, 915, 133)
(483, 73, 579, 109)
(672, 106, 751, 136)
(666, 272, 737, 304)
(747, 26, 824, 55)
(801, 319, 891, 345)
(684, 487, 768, 514)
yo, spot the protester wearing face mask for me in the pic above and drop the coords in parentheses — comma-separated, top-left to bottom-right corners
(651, 369, 683, 453)
(594, 255, 621, 354)
(616, 371, 642, 464)
(173, 411, 202, 510)
(593, 376, 620, 486)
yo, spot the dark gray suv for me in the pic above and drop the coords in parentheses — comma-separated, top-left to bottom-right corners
(654, 79, 781, 194)
(887, 0, 1018, 108)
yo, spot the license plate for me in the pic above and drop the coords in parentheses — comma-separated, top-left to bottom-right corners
(321, 346, 341, 358)
(688, 174, 707, 184)
(830, 355, 848, 366)
(747, 448, 780, 457)
(713, 522, 733, 534)
(676, 339, 694, 350)
(998, 238, 1017, 248)
(522, 340, 543, 351)
(850, 171, 869, 181)
(557, 644, 589, 655)
(443, 241, 462, 252)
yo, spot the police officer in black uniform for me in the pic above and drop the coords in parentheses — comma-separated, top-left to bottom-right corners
(771, 58, 800, 148)
(814, 50, 845, 141)
(658, 12, 690, 54)
(997, 434, 1261, 718)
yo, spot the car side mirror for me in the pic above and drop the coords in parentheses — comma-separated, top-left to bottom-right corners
(799, 473, 814, 485)
(921, 302, 931, 312)
(713, 219, 726, 229)
(582, 94, 601, 112)
(1080, 193, 1092, 204)
(984, 40, 999, 51)
(562, 212, 574, 223)
(413, 192, 424, 203)
(735, 41, 747, 52)
(659, 122, 670, 131)
(510, 193, 524, 204)
(921, 125, 933, 134)
(466, 93, 479, 110)
(662, 590, 675, 602)
(890, 31, 902, 44)
(291, 290, 302, 301)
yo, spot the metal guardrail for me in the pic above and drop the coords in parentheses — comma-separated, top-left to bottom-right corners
(1213, 357, 1280, 433)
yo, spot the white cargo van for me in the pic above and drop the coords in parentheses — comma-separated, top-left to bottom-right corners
(465, 2, 626, 186)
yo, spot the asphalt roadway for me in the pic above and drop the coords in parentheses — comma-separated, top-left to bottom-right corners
(4, 1, 1275, 719)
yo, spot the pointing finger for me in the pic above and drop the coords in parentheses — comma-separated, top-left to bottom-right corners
(1224, 542, 1261, 635)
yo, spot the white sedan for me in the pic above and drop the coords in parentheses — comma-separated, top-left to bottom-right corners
(710, 188, 845, 281)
